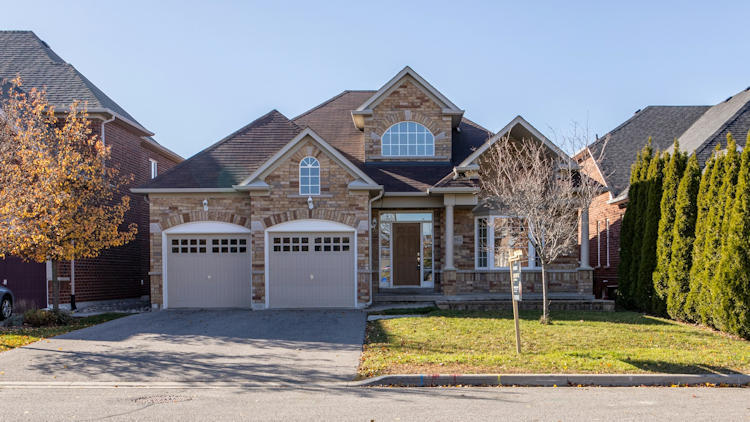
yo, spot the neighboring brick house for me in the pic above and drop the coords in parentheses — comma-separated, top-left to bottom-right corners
(0, 31, 182, 308)
(577, 87, 750, 298)
(135, 67, 593, 310)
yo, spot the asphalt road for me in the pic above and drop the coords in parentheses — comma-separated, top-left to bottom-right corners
(0, 385, 748, 421)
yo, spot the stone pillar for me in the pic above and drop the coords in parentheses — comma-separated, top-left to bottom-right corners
(445, 203, 455, 270)
(580, 207, 591, 269)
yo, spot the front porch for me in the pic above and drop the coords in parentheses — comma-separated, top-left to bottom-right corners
(371, 194, 595, 303)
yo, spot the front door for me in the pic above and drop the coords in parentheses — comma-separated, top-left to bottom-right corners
(393, 223, 420, 286)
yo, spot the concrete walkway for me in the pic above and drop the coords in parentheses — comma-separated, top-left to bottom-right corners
(0, 310, 365, 385)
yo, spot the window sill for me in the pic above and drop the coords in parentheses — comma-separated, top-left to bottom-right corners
(474, 267, 541, 272)
(287, 194, 332, 198)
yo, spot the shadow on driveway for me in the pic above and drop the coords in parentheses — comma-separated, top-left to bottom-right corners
(0, 310, 366, 385)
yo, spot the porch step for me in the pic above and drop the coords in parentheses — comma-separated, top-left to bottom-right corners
(373, 288, 439, 303)
(373, 294, 442, 303)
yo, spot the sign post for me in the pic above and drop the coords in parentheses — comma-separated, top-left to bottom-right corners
(509, 250, 523, 354)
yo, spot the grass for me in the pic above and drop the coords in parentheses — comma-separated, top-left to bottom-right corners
(359, 310, 750, 378)
(0, 313, 127, 352)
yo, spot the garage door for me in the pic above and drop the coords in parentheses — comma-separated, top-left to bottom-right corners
(166, 234, 251, 308)
(268, 232, 355, 308)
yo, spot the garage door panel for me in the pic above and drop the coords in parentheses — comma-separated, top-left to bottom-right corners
(269, 232, 354, 308)
(167, 234, 251, 308)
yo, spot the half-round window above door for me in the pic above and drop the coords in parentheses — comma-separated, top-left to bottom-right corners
(381, 121, 435, 157)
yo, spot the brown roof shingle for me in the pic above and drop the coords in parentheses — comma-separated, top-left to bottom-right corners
(140, 110, 302, 189)
(139, 89, 493, 192)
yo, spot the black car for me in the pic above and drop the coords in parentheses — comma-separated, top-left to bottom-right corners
(0, 285, 14, 320)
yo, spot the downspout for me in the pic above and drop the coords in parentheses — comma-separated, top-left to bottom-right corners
(367, 188, 384, 307)
(100, 114, 116, 146)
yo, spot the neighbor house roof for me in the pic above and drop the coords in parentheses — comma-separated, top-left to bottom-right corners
(0, 30, 151, 135)
(588, 105, 710, 198)
(678, 87, 750, 164)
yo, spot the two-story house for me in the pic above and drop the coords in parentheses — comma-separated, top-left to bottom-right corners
(135, 67, 592, 309)
(0, 31, 183, 309)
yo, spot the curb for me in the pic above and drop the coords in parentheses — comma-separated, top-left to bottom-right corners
(352, 373, 750, 387)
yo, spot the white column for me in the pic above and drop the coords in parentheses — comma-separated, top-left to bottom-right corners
(580, 207, 591, 268)
(445, 203, 455, 270)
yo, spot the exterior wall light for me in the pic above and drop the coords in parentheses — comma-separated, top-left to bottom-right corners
(307, 196, 314, 210)
(203, 199, 208, 211)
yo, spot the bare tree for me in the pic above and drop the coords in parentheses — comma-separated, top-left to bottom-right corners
(479, 132, 604, 324)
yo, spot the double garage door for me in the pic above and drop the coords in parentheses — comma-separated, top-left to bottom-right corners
(165, 231, 355, 309)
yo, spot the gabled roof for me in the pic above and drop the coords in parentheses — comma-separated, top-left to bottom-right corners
(136, 82, 494, 193)
(678, 87, 750, 162)
(355, 66, 462, 112)
(458, 115, 570, 168)
(589, 105, 709, 198)
(294, 90, 375, 163)
(237, 127, 379, 188)
(0, 31, 151, 135)
(135, 110, 302, 191)
(351, 66, 464, 129)
(295, 90, 492, 192)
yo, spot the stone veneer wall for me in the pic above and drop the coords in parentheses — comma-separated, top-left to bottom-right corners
(441, 207, 592, 297)
(250, 140, 371, 306)
(362, 78, 453, 162)
(147, 193, 253, 306)
(372, 206, 592, 297)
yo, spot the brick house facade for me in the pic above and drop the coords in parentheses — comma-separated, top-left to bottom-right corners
(578, 89, 750, 299)
(0, 31, 182, 308)
(136, 67, 592, 309)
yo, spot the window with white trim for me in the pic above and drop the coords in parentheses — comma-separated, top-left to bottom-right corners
(605, 218, 610, 267)
(381, 121, 435, 157)
(596, 220, 601, 267)
(475, 216, 536, 269)
(299, 156, 320, 195)
(149, 159, 158, 179)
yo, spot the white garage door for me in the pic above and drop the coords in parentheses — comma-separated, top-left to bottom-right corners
(166, 234, 251, 308)
(268, 232, 355, 308)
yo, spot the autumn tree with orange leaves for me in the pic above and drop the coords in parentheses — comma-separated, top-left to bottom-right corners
(0, 78, 137, 310)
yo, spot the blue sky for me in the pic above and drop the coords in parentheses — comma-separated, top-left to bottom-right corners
(3, 1, 749, 158)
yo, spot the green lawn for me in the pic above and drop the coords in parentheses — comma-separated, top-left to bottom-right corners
(0, 313, 127, 352)
(359, 310, 750, 378)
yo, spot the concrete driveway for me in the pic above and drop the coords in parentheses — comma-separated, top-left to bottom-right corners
(0, 310, 365, 385)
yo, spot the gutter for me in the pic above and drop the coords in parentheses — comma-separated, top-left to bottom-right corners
(131, 188, 238, 194)
(367, 187, 385, 307)
(100, 115, 116, 146)
(427, 187, 480, 194)
(140, 137, 184, 163)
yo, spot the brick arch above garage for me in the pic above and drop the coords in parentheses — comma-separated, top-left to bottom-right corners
(149, 194, 253, 233)
(258, 208, 360, 231)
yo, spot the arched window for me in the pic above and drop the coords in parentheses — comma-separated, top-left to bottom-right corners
(299, 156, 320, 195)
(381, 121, 435, 157)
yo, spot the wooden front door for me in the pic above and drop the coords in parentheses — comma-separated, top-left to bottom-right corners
(393, 223, 420, 286)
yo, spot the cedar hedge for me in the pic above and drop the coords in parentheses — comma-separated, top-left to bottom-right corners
(617, 132, 750, 339)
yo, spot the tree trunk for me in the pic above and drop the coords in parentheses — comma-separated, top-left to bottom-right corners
(51, 260, 60, 311)
(541, 263, 549, 323)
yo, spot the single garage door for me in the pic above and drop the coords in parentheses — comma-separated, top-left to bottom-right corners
(166, 234, 251, 308)
(268, 232, 355, 308)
